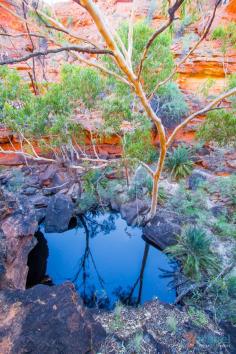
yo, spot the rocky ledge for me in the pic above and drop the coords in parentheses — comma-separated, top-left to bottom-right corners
(96, 297, 230, 353)
(0, 283, 106, 354)
(0, 282, 232, 354)
(0, 163, 81, 289)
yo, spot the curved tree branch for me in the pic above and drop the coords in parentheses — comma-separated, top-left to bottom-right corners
(137, 0, 185, 80)
(0, 2, 97, 48)
(0, 46, 113, 65)
(148, 0, 221, 100)
(74, 54, 131, 86)
(0, 31, 46, 39)
(167, 87, 236, 147)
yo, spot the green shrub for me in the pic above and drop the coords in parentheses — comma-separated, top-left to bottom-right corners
(102, 96, 131, 134)
(211, 23, 236, 54)
(124, 128, 157, 164)
(188, 306, 208, 327)
(197, 110, 236, 147)
(227, 276, 236, 299)
(211, 26, 226, 40)
(103, 21, 174, 94)
(61, 64, 104, 107)
(76, 192, 98, 214)
(166, 226, 219, 280)
(165, 145, 193, 180)
(168, 183, 209, 223)
(151, 82, 189, 128)
(166, 315, 178, 333)
(198, 78, 216, 98)
(126, 332, 143, 354)
(110, 302, 124, 330)
(0, 66, 88, 141)
(212, 215, 236, 239)
(209, 277, 236, 325)
(119, 21, 174, 93)
(198, 74, 236, 146)
(208, 175, 236, 206)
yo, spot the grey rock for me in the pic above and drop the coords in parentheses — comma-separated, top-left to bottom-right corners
(23, 187, 38, 196)
(67, 183, 81, 202)
(0, 231, 6, 286)
(220, 321, 236, 353)
(120, 199, 149, 225)
(0, 211, 38, 288)
(211, 205, 228, 218)
(31, 195, 49, 209)
(143, 209, 189, 250)
(42, 187, 57, 196)
(110, 198, 121, 212)
(24, 174, 40, 188)
(188, 171, 207, 190)
(45, 194, 74, 233)
(0, 283, 106, 354)
(196, 146, 210, 156)
(39, 164, 58, 187)
(35, 209, 46, 223)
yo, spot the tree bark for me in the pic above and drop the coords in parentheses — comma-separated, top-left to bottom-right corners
(149, 146, 167, 218)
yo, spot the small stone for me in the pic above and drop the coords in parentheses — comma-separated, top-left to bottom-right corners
(23, 187, 38, 196)
(210, 205, 228, 218)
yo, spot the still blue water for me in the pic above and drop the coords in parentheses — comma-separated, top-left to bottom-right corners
(42, 212, 177, 309)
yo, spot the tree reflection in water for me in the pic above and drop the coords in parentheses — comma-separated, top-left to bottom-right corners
(28, 211, 177, 309)
(71, 214, 109, 308)
(26, 230, 54, 288)
(69, 213, 175, 309)
(113, 242, 150, 306)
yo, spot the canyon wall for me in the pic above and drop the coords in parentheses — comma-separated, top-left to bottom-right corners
(0, 0, 236, 165)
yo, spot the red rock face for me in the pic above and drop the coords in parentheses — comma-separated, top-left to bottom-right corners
(174, 0, 236, 95)
(226, 0, 236, 16)
(0, 0, 24, 32)
(1, 212, 38, 289)
(0, 0, 235, 162)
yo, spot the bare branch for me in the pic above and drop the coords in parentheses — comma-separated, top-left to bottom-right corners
(174, 262, 235, 304)
(148, 0, 221, 100)
(0, 31, 46, 39)
(74, 54, 131, 86)
(127, 0, 137, 67)
(26, 0, 98, 47)
(0, 45, 113, 65)
(167, 87, 236, 147)
(137, 0, 185, 80)
(0, 146, 56, 163)
(0, 2, 98, 48)
(22, 0, 39, 94)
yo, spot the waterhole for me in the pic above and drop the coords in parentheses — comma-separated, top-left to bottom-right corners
(27, 211, 177, 309)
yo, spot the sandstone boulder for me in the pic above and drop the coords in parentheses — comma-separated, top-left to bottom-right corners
(0, 283, 106, 354)
(120, 199, 149, 225)
(1, 211, 38, 289)
(143, 209, 189, 249)
(45, 194, 74, 233)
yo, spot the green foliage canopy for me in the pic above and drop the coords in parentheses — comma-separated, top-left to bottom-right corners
(0, 21, 188, 161)
(198, 75, 236, 146)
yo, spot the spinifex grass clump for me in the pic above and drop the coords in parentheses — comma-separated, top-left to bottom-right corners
(165, 145, 193, 180)
(166, 226, 219, 281)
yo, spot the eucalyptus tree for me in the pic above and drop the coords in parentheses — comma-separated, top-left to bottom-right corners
(0, 0, 236, 218)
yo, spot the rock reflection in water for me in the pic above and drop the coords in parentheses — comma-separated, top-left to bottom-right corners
(26, 230, 53, 288)
(29, 212, 177, 309)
